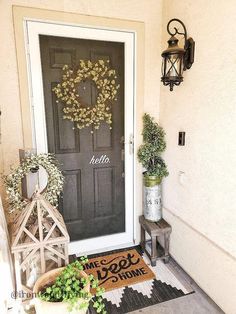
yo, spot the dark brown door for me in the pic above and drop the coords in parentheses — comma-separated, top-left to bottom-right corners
(39, 35, 125, 241)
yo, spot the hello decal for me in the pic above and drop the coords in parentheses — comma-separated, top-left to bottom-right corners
(89, 154, 110, 165)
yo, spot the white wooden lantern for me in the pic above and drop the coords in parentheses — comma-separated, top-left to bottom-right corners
(11, 190, 69, 294)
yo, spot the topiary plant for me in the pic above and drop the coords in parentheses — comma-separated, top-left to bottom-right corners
(38, 256, 106, 313)
(137, 113, 169, 179)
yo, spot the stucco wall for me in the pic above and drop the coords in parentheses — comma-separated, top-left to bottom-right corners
(161, 1, 236, 313)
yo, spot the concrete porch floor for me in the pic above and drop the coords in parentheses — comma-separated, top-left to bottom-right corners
(130, 289, 224, 314)
(129, 262, 224, 314)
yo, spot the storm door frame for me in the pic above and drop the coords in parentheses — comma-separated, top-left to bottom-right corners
(25, 19, 135, 255)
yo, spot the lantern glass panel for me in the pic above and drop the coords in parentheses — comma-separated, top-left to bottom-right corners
(166, 54, 183, 79)
(161, 57, 166, 77)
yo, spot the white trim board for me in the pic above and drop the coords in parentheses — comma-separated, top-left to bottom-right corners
(25, 20, 136, 255)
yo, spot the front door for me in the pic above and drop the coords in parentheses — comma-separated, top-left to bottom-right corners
(40, 35, 125, 242)
(26, 21, 135, 254)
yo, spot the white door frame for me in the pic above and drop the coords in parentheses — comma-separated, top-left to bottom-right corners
(25, 19, 135, 255)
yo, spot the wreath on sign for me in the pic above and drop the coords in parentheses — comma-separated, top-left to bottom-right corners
(4, 154, 64, 213)
(52, 59, 120, 133)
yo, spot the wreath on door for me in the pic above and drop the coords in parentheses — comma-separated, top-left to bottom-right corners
(52, 59, 120, 133)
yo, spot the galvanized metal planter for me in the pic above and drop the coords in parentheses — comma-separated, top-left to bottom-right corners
(143, 175, 162, 222)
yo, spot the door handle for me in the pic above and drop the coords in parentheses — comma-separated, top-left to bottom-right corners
(120, 134, 134, 154)
(125, 134, 134, 154)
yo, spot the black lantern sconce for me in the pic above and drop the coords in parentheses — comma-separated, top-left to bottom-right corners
(161, 18, 195, 91)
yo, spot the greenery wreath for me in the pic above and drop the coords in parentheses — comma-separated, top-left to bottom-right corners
(52, 59, 120, 133)
(4, 154, 64, 213)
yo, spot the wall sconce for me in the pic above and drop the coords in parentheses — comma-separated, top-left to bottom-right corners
(161, 18, 195, 91)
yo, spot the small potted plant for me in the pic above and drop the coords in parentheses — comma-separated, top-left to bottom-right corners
(33, 257, 106, 314)
(137, 113, 169, 221)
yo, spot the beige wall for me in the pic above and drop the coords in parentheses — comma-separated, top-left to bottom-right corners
(161, 1, 236, 313)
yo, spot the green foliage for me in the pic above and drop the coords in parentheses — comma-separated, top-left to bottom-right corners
(39, 257, 106, 314)
(137, 113, 169, 178)
(4, 153, 64, 213)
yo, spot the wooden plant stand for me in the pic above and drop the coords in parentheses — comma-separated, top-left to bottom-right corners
(139, 215, 172, 266)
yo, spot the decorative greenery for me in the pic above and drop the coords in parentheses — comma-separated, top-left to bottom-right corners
(39, 257, 106, 314)
(4, 154, 64, 213)
(137, 113, 169, 179)
(53, 60, 120, 133)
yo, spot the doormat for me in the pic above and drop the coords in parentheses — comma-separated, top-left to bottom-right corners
(75, 246, 195, 314)
(83, 249, 155, 291)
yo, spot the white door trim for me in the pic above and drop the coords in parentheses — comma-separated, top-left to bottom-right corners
(25, 20, 135, 255)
